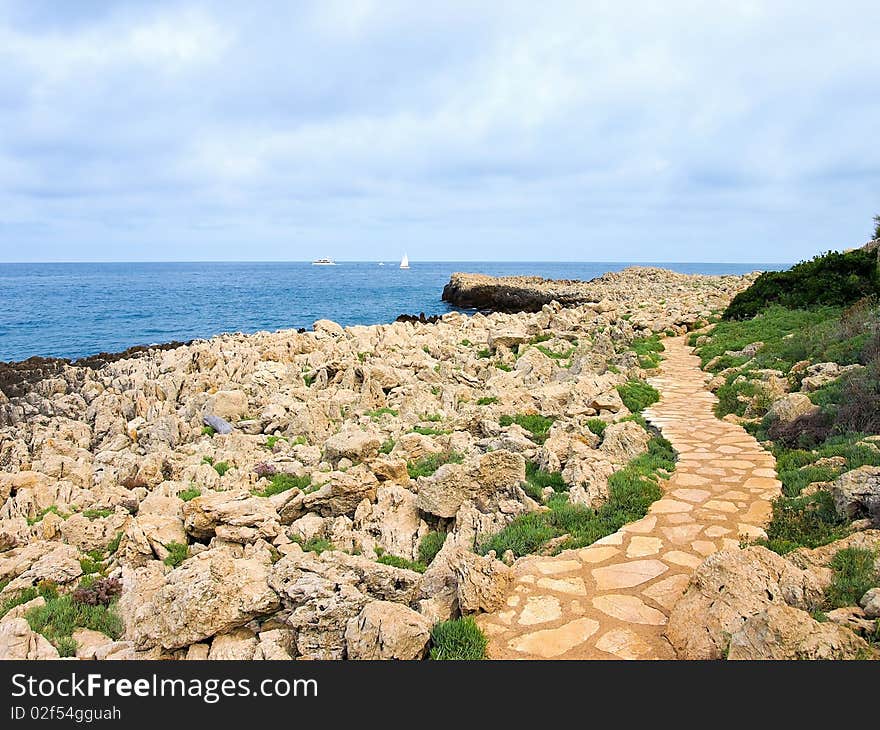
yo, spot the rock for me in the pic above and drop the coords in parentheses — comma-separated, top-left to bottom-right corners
(203, 414, 232, 434)
(449, 548, 513, 613)
(667, 547, 824, 659)
(73, 628, 114, 660)
(0, 618, 59, 660)
(353, 484, 424, 561)
(301, 466, 379, 518)
(129, 547, 280, 650)
(183, 490, 281, 543)
(767, 393, 818, 424)
(598, 421, 650, 464)
(206, 390, 249, 421)
(829, 466, 880, 522)
(208, 628, 259, 659)
(344, 600, 432, 660)
(476, 450, 526, 491)
(416, 463, 475, 518)
(800, 362, 863, 392)
(728, 604, 872, 660)
(313, 319, 345, 337)
(256, 629, 296, 660)
(860, 587, 880, 619)
(0, 595, 45, 621)
(488, 326, 529, 350)
(323, 430, 381, 463)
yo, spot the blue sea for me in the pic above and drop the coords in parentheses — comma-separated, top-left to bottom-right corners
(0, 261, 781, 362)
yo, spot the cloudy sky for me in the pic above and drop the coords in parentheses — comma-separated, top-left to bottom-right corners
(0, 1, 878, 263)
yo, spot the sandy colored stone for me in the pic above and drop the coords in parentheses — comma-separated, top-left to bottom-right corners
(508, 618, 600, 658)
(591, 559, 668, 590)
(592, 595, 667, 625)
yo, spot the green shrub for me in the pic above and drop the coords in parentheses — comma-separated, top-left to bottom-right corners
(825, 547, 878, 608)
(375, 549, 426, 573)
(55, 636, 78, 657)
(418, 531, 447, 566)
(406, 452, 464, 479)
(535, 344, 575, 361)
(366, 407, 398, 420)
(257, 473, 312, 497)
(630, 334, 665, 369)
(26, 505, 69, 526)
(477, 396, 498, 406)
(163, 542, 189, 568)
(178, 487, 201, 502)
(494, 362, 513, 371)
(874, 214, 880, 240)
(757, 492, 849, 554)
(410, 426, 449, 436)
(26, 594, 123, 650)
(213, 461, 230, 477)
(106, 531, 123, 554)
(616, 380, 660, 413)
(201, 426, 216, 436)
(379, 439, 395, 455)
(724, 248, 880, 320)
(477, 348, 492, 359)
(498, 413, 555, 444)
(586, 419, 607, 437)
(429, 618, 488, 660)
(265, 435, 289, 450)
(293, 537, 332, 554)
(525, 460, 567, 495)
(82, 508, 112, 521)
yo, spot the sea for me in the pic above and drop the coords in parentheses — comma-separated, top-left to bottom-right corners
(0, 261, 782, 363)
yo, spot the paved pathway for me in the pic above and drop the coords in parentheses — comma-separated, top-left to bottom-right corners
(476, 337, 782, 659)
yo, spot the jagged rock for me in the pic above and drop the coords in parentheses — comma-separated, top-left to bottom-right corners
(129, 547, 280, 650)
(0, 618, 60, 660)
(255, 629, 297, 660)
(598, 421, 650, 464)
(767, 393, 818, 424)
(860, 588, 880, 619)
(323, 430, 381, 463)
(344, 600, 432, 660)
(728, 604, 872, 660)
(354, 484, 424, 561)
(73, 628, 114, 660)
(206, 390, 249, 421)
(829, 466, 880, 522)
(448, 548, 513, 613)
(208, 628, 259, 660)
(667, 547, 824, 659)
(416, 464, 475, 518)
(301, 465, 379, 518)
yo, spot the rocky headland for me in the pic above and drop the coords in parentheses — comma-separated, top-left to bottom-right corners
(0, 266, 759, 660)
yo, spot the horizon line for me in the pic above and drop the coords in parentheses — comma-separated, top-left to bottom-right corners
(0, 259, 790, 265)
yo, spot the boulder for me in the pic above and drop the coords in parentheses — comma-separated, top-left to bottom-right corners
(476, 450, 526, 491)
(73, 628, 114, 660)
(183, 490, 281, 543)
(301, 466, 379, 518)
(598, 421, 650, 464)
(208, 628, 259, 660)
(0, 618, 59, 660)
(449, 548, 513, 613)
(344, 600, 432, 660)
(860, 587, 880, 619)
(205, 390, 249, 421)
(129, 547, 280, 650)
(728, 604, 872, 660)
(416, 463, 475, 518)
(255, 629, 296, 660)
(829, 466, 880, 522)
(666, 547, 824, 659)
(767, 393, 818, 424)
(353, 484, 424, 561)
(323, 430, 381, 463)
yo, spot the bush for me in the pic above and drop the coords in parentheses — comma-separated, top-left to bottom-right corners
(498, 414, 555, 444)
(213, 461, 230, 477)
(724, 248, 880, 320)
(418, 531, 447, 566)
(82, 508, 112, 520)
(525, 460, 567, 495)
(26, 594, 123, 650)
(429, 618, 488, 660)
(825, 547, 878, 608)
(630, 334, 665, 368)
(293, 537, 332, 554)
(406, 451, 463, 479)
(476, 396, 498, 406)
(163, 542, 189, 568)
(72, 577, 122, 607)
(873, 213, 880, 240)
(616, 380, 660, 413)
(201, 426, 216, 436)
(757, 492, 849, 554)
(257, 473, 312, 497)
(178, 487, 201, 502)
(375, 549, 426, 573)
(586, 419, 607, 437)
(379, 439, 395, 455)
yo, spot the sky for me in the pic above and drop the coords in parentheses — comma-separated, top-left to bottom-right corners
(0, 1, 878, 263)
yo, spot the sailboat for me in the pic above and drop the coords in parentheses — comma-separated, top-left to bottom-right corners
(399, 253, 410, 269)
(311, 257, 336, 266)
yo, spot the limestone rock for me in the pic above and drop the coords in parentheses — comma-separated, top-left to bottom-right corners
(598, 421, 650, 464)
(206, 390, 249, 421)
(0, 618, 59, 660)
(208, 628, 259, 660)
(344, 600, 432, 660)
(323, 430, 381, 464)
(860, 587, 880, 619)
(448, 547, 513, 614)
(183, 490, 280, 543)
(829, 466, 880, 522)
(767, 393, 818, 424)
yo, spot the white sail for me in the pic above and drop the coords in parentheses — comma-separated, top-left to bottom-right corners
(400, 253, 409, 269)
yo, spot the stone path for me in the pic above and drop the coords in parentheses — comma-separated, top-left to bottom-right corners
(476, 337, 782, 659)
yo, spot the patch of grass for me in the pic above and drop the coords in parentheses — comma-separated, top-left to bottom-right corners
(265, 435, 288, 450)
(757, 492, 850, 555)
(825, 547, 878, 609)
(429, 617, 488, 660)
(55, 636, 78, 657)
(26, 505, 69, 526)
(418, 531, 447, 566)
(498, 413, 555, 444)
(303, 372, 316, 387)
(494, 361, 513, 371)
(460, 339, 472, 347)
(293, 536, 333, 554)
(586, 418, 607, 437)
(616, 380, 660, 413)
(406, 451, 464, 479)
(163, 542, 189, 568)
(213, 461, 230, 477)
(476, 396, 498, 406)
(479, 435, 674, 557)
(25, 594, 123, 651)
(379, 439, 395, 455)
(0, 583, 57, 618)
(367, 407, 398, 420)
(178, 487, 201, 502)
(106, 531, 123, 554)
(201, 426, 216, 436)
(79, 552, 105, 576)
(410, 425, 449, 436)
(375, 548, 426, 573)
(422, 413, 442, 422)
(477, 348, 492, 359)
(535, 344, 575, 361)
(82, 508, 112, 521)
(630, 334, 665, 369)
(257, 473, 313, 498)
(524, 460, 567, 499)
(201, 456, 214, 466)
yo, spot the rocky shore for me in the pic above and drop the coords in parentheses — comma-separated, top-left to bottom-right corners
(0, 267, 754, 660)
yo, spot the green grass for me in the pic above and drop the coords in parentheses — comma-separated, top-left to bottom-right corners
(825, 547, 878, 608)
(26, 505, 69, 526)
(521, 460, 566, 501)
(534, 344, 575, 361)
(201, 426, 216, 436)
(375, 549, 426, 573)
(630, 334, 665, 369)
(418, 531, 447, 566)
(201, 456, 214, 466)
(498, 413, 555, 444)
(477, 396, 498, 406)
(257, 473, 313, 498)
(213, 461, 230, 477)
(422, 413, 442, 422)
(0, 582, 59, 618)
(406, 451, 464, 479)
(429, 617, 488, 660)
(479, 435, 674, 557)
(379, 439, 395, 455)
(106, 531, 123, 554)
(178, 487, 201, 502)
(616, 380, 660, 413)
(82, 508, 112, 520)
(460, 339, 472, 346)
(26, 594, 123, 651)
(293, 536, 333, 554)
(586, 419, 607, 437)
(367, 407, 398, 420)
(265, 435, 288, 450)
(163, 542, 189, 568)
(410, 426, 449, 436)
(477, 348, 492, 359)
(494, 362, 513, 371)
(79, 552, 105, 576)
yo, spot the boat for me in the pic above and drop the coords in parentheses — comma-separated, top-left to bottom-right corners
(399, 253, 410, 269)
(311, 257, 336, 265)
(378, 262, 385, 266)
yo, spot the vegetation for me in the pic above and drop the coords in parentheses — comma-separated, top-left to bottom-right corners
(406, 451, 464, 479)
(521, 460, 566, 501)
(479, 435, 674, 557)
(213, 461, 230, 477)
(874, 214, 880, 240)
(163, 542, 189, 568)
(723, 248, 879, 320)
(82, 508, 113, 520)
(586, 418, 607, 437)
(257, 473, 313, 497)
(201, 425, 215, 436)
(429, 617, 488, 660)
(535, 344, 575, 361)
(265, 435, 288, 450)
(367, 407, 398, 420)
(26, 505, 69, 526)
(410, 425, 449, 437)
(616, 380, 660, 413)
(498, 413, 555, 444)
(375, 548, 426, 573)
(825, 548, 878, 609)
(293, 536, 333, 554)
(630, 334, 665, 369)
(418, 531, 447, 566)
(477, 348, 492, 359)
(178, 487, 201, 502)
(106, 531, 123, 555)
(476, 396, 498, 406)
(25, 587, 123, 653)
(379, 439, 395, 455)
